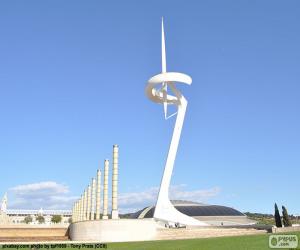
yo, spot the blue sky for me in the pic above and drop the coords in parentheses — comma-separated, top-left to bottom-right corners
(0, 1, 299, 215)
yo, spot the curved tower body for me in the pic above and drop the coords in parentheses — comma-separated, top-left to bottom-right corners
(146, 19, 207, 226)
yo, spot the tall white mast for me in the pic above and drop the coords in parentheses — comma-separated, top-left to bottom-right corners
(146, 20, 207, 226)
(161, 17, 166, 73)
(161, 18, 168, 119)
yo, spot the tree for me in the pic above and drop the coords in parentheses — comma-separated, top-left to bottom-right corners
(274, 203, 282, 227)
(23, 215, 32, 224)
(51, 215, 62, 224)
(282, 206, 292, 227)
(36, 215, 45, 224)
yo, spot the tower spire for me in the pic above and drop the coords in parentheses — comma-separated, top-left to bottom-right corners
(161, 17, 166, 73)
(161, 17, 168, 119)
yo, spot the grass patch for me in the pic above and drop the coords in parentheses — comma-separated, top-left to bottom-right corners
(0, 232, 299, 250)
(108, 232, 300, 250)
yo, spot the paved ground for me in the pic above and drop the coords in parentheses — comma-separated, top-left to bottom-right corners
(0, 236, 69, 242)
(156, 227, 267, 240)
(0, 227, 68, 242)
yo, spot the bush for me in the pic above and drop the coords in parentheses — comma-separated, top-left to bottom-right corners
(36, 215, 45, 224)
(24, 215, 33, 224)
(51, 215, 62, 224)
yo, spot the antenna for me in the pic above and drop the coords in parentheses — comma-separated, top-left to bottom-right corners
(161, 17, 168, 119)
(161, 17, 166, 73)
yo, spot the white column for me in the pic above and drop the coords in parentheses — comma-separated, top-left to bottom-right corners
(78, 197, 82, 221)
(91, 178, 96, 220)
(76, 203, 78, 222)
(72, 204, 75, 223)
(87, 184, 91, 220)
(96, 169, 101, 220)
(102, 159, 109, 220)
(111, 145, 119, 219)
(76, 201, 79, 222)
(83, 189, 87, 220)
(80, 195, 84, 221)
(74, 201, 78, 222)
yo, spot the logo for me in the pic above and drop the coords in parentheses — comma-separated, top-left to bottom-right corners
(269, 235, 298, 248)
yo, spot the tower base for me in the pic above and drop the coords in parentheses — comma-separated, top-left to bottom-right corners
(154, 199, 208, 226)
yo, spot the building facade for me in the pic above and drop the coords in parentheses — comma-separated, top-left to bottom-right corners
(1, 193, 71, 225)
(6, 208, 72, 225)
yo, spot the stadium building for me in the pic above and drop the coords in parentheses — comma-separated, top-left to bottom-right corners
(7, 208, 71, 225)
(130, 200, 255, 226)
(0, 193, 71, 225)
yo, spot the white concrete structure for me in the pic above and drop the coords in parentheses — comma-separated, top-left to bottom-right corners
(102, 160, 109, 219)
(96, 169, 101, 220)
(72, 206, 75, 222)
(78, 199, 81, 222)
(70, 145, 120, 222)
(111, 144, 119, 219)
(78, 198, 81, 222)
(72, 203, 75, 222)
(146, 19, 207, 226)
(77, 201, 80, 221)
(91, 178, 96, 220)
(74, 201, 78, 222)
(83, 189, 87, 221)
(87, 185, 91, 220)
(69, 219, 157, 242)
(76, 201, 80, 222)
(73, 202, 76, 222)
(80, 195, 84, 221)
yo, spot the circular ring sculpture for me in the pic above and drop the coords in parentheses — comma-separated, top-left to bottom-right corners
(146, 20, 207, 226)
(146, 72, 191, 104)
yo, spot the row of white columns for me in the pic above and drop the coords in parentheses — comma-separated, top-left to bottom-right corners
(72, 145, 119, 222)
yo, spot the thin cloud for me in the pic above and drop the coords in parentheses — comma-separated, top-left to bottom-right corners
(170, 185, 221, 201)
(7, 181, 220, 213)
(10, 181, 69, 195)
(119, 185, 221, 213)
(9, 181, 77, 210)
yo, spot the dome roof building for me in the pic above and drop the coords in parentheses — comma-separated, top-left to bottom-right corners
(130, 200, 255, 226)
